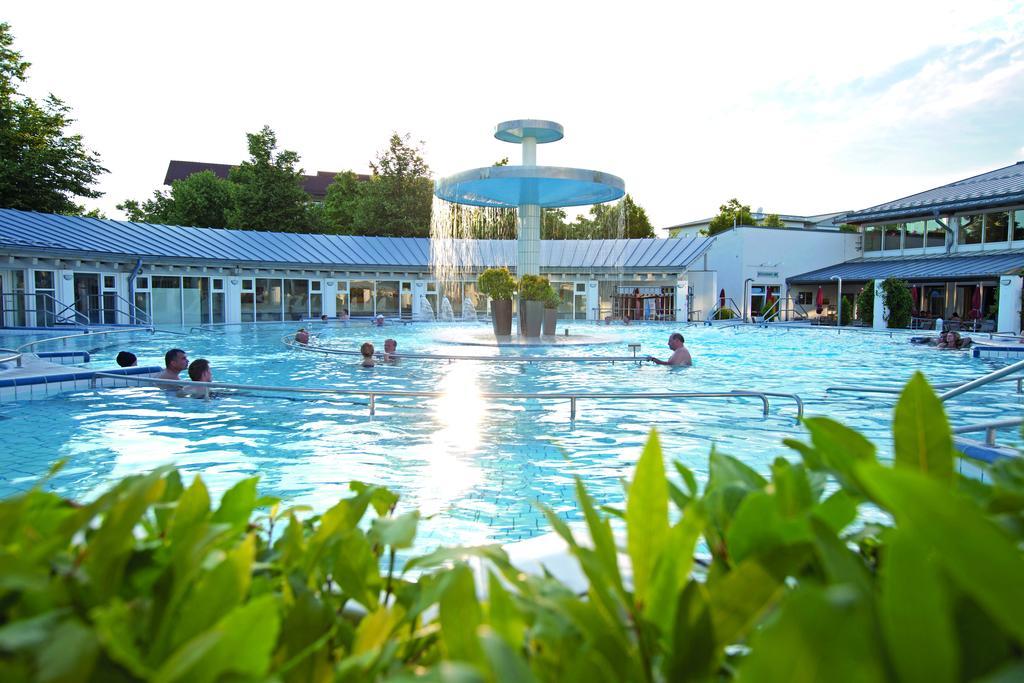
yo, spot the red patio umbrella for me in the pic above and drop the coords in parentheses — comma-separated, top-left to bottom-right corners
(970, 285, 982, 319)
(910, 286, 919, 314)
(815, 286, 824, 314)
(719, 288, 726, 308)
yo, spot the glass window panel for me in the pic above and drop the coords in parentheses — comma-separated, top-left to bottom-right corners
(375, 281, 400, 316)
(182, 277, 208, 325)
(556, 282, 574, 317)
(401, 282, 413, 317)
(284, 279, 309, 320)
(984, 211, 1009, 244)
(212, 278, 223, 290)
(335, 285, 349, 317)
(212, 292, 225, 324)
(34, 271, 54, 289)
(883, 224, 902, 251)
(242, 279, 254, 291)
(350, 281, 374, 316)
(1014, 210, 1024, 242)
(255, 278, 283, 321)
(904, 221, 924, 250)
(134, 292, 150, 317)
(959, 214, 982, 244)
(136, 276, 149, 289)
(103, 275, 115, 289)
(862, 225, 882, 251)
(311, 281, 321, 291)
(241, 292, 255, 322)
(151, 276, 182, 326)
(925, 219, 946, 248)
(310, 293, 322, 317)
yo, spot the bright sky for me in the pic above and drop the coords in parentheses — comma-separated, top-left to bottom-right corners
(6, 0, 1024, 233)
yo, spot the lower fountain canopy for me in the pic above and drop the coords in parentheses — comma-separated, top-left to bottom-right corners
(434, 165, 625, 209)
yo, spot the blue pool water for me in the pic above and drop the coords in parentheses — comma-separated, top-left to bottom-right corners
(1, 322, 1020, 551)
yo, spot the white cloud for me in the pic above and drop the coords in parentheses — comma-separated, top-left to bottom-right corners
(3, 0, 1023, 226)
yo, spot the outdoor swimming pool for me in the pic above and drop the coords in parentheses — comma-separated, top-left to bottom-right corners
(1, 321, 1020, 551)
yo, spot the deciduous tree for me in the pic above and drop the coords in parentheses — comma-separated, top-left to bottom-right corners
(352, 133, 433, 237)
(0, 22, 106, 215)
(708, 198, 757, 235)
(227, 126, 311, 232)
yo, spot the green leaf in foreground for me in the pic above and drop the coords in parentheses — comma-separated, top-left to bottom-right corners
(626, 429, 670, 605)
(892, 372, 953, 483)
(859, 463, 1024, 642)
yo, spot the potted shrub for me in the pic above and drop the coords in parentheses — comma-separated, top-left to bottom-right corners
(542, 283, 560, 335)
(518, 274, 549, 338)
(478, 267, 517, 336)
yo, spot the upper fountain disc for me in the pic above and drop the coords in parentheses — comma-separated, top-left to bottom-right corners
(494, 119, 564, 144)
(434, 166, 625, 208)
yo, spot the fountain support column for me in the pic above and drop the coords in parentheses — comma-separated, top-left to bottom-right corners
(517, 135, 540, 276)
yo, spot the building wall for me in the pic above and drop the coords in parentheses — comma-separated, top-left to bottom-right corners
(703, 228, 861, 320)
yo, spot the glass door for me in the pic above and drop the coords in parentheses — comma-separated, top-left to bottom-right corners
(74, 273, 100, 324)
(400, 281, 413, 319)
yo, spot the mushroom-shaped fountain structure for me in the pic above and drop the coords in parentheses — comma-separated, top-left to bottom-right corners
(434, 120, 625, 276)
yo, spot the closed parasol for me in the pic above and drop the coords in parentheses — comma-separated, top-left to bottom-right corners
(816, 286, 824, 315)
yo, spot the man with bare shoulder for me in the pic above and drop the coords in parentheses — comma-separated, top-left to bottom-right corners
(649, 333, 692, 366)
(156, 348, 189, 389)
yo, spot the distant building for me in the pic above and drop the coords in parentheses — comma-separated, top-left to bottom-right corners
(667, 211, 848, 238)
(163, 161, 369, 202)
(789, 161, 1024, 332)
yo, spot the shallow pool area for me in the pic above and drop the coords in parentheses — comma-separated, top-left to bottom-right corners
(1, 321, 1021, 551)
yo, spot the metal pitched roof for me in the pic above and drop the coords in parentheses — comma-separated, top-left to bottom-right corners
(0, 209, 711, 272)
(787, 251, 1024, 284)
(844, 162, 1024, 223)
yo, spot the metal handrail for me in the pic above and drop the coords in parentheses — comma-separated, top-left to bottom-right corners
(0, 348, 23, 368)
(706, 297, 743, 322)
(826, 376, 1024, 396)
(282, 336, 650, 364)
(953, 418, 1024, 447)
(91, 372, 787, 419)
(1, 291, 90, 327)
(16, 327, 157, 352)
(939, 358, 1024, 402)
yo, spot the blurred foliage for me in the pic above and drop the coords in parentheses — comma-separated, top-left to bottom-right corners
(1, 374, 1023, 681)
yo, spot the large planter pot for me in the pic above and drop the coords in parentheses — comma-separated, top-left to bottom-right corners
(543, 308, 557, 335)
(491, 299, 513, 336)
(522, 300, 544, 337)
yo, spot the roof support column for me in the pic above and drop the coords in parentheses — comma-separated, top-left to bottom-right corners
(872, 279, 887, 330)
(998, 274, 1023, 335)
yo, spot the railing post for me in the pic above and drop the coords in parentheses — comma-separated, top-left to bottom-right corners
(570, 397, 577, 420)
(986, 427, 997, 446)
(369, 394, 376, 416)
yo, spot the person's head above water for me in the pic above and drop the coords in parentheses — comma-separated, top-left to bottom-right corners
(374, 314, 385, 326)
(384, 338, 397, 353)
(187, 358, 212, 382)
(360, 342, 374, 357)
(164, 348, 188, 372)
(669, 332, 684, 349)
(116, 351, 137, 367)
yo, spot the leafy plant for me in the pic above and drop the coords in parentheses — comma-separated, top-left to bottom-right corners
(882, 277, 913, 328)
(840, 294, 853, 326)
(855, 280, 874, 324)
(2, 375, 1023, 682)
(543, 283, 561, 310)
(519, 274, 551, 302)
(715, 307, 736, 320)
(477, 267, 517, 301)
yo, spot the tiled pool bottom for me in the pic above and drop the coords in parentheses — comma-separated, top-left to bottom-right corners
(1, 322, 1020, 551)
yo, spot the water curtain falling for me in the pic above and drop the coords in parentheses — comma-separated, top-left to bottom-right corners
(429, 196, 516, 305)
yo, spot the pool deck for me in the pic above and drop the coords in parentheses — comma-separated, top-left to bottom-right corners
(0, 353, 161, 403)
